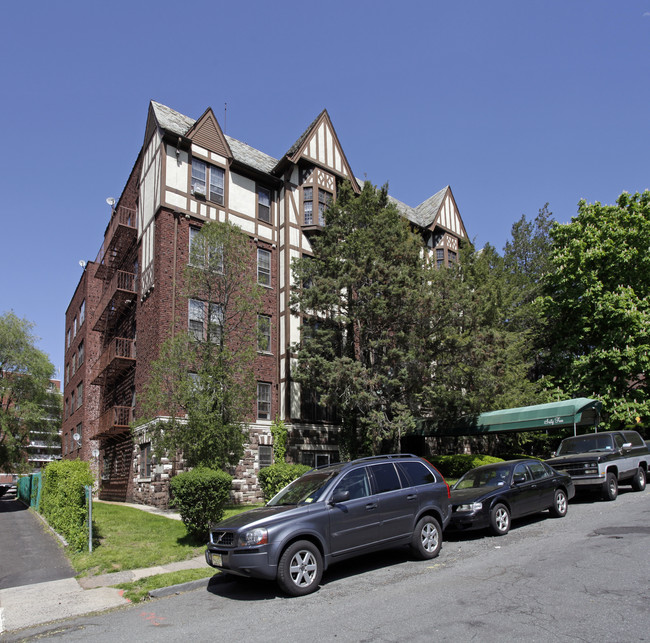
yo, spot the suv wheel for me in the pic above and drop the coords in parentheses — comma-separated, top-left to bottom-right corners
(549, 489, 568, 518)
(602, 472, 618, 501)
(411, 516, 442, 560)
(277, 540, 323, 596)
(631, 467, 646, 492)
(489, 503, 510, 536)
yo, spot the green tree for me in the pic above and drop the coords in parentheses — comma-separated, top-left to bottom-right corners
(137, 221, 262, 469)
(0, 312, 61, 471)
(291, 181, 432, 456)
(539, 191, 650, 429)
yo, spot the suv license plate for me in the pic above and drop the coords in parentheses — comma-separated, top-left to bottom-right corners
(211, 553, 222, 567)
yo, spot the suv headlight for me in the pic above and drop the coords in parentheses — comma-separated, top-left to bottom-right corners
(239, 528, 268, 547)
(455, 502, 482, 512)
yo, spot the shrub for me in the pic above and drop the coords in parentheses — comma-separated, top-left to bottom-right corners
(40, 460, 94, 551)
(428, 454, 504, 479)
(170, 467, 232, 539)
(258, 463, 311, 501)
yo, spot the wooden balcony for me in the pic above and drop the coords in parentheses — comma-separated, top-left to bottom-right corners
(95, 206, 137, 280)
(90, 338, 136, 386)
(92, 270, 136, 332)
(93, 406, 134, 439)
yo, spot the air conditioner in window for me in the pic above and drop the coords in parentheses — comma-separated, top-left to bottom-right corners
(192, 184, 206, 197)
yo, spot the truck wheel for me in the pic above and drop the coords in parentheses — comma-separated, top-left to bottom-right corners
(489, 503, 510, 536)
(277, 540, 323, 596)
(549, 489, 568, 517)
(631, 467, 646, 492)
(602, 472, 618, 501)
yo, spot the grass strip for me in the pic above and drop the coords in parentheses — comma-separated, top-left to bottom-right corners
(112, 568, 218, 603)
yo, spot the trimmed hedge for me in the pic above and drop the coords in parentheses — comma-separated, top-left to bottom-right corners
(428, 454, 504, 479)
(40, 460, 94, 551)
(170, 467, 232, 539)
(258, 463, 311, 501)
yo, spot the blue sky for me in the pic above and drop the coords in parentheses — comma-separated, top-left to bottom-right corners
(1, 1, 649, 376)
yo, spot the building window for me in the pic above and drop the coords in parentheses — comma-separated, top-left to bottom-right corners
(258, 186, 271, 223)
(189, 299, 205, 341)
(257, 248, 271, 287)
(67, 328, 71, 348)
(76, 382, 83, 409)
(71, 353, 76, 376)
(191, 158, 224, 204)
(318, 189, 331, 225)
(190, 225, 224, 272)
(436, 248, 444, 267)
(65, 397, 69, 419)
(448, 250, 457, 264)
(71, 391, 75, 413)
(189, 299, 223, 343)
(78, 341, 84, 367)
(257, 382, 271, 420)
(73, 316, 78, 337)
(140, 442, 152, 478)
(74, 423, 82, 448)
(303, 187, 313, 225)
(258, 315, 271, 352)
(259, 445, 273, 469)
(65, 364, 69, 385)
(79, 300, 85, 326)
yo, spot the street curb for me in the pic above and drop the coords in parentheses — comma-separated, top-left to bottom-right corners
(148, 574, 219, 599)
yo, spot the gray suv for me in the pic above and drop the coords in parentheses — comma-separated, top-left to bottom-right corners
(205, 454, 451, 595)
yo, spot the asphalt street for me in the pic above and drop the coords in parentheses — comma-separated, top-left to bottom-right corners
(4, 486, 649, 642)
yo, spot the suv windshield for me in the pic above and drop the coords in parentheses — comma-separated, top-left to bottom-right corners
(267, 470, 340, 506)
(557, 434, 615, 455)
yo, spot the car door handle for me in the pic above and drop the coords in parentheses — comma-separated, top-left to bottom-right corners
(406, 494, 417, 501)
(365, 503, 378, 510)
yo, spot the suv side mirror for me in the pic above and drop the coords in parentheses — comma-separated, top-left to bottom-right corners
(622, 442, 632, 449)
(329, 489, 350, 505)
(513, 473, 526, 485)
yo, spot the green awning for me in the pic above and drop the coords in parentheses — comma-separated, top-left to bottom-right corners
(415, 398, 602, 437)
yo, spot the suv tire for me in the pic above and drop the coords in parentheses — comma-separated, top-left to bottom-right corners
(277, 540, 323, 597)
(411, 516, 442, 560)
(631, 467, 646, 492)
(602, 472, 618, 501)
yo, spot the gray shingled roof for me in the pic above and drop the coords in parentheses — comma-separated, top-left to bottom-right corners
(357, 179, 449, 230)
(150, 101, 278, 175)
(150, 101, 451, 228)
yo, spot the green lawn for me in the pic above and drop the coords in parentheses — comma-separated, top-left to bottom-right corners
(69, 502, 261, 577)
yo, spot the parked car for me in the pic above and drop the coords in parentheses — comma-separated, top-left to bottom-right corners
(206, 454, 451, 596)
(448, 459, 575, 536)
(547, 430, 649, 501)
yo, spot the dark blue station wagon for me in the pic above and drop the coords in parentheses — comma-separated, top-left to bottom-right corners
(206, 454, 451, 595)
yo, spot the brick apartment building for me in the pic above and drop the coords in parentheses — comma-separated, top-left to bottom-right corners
(63, 101, 469, 507)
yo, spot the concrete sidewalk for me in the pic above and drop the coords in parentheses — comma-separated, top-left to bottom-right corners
(0, 499, 212, 634)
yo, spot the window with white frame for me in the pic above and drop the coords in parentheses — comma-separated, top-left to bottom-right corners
(189, 299, 205, 341)
(140, 442, 152, 478)
(257, 248, 271, 286)
(67, 328, 71, 348)
(191, 158, 224, 204)
(71, 353, 76, 376)
(73, 316, 77, 337)
(189, 225, 224, 272)
(257, 315, 271, 352)
(78, 340, 84, 367)
(258, 186, 271, 223)
(208, 303, 224, 344)
(257, 382, 271, 420)
(79, 299, 85, 326)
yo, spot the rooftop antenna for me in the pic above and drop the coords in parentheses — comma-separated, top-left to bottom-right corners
(224, 102, 227, 134)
